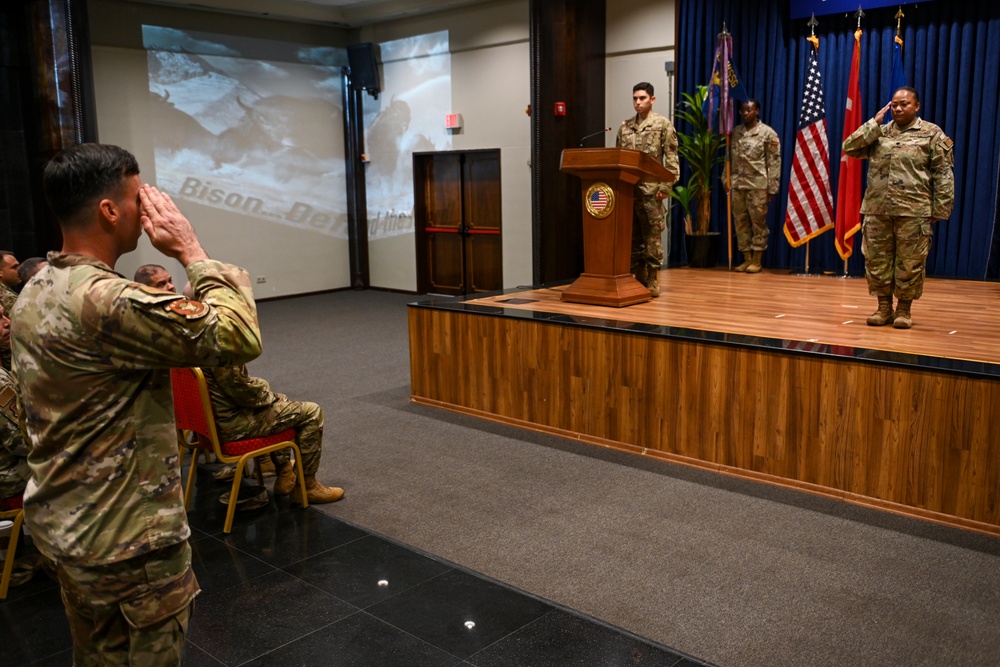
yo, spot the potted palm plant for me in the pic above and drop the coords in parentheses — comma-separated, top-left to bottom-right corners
(672, 84, 725, 267)
(668, 182, 699, 240)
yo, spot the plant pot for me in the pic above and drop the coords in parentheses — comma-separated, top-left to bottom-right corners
(685, 232, 720, 268)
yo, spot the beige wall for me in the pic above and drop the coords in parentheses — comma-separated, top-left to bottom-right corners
(86, 0, 677, 296)
(89, 0, 531, 295)
(605, 0, 677, 261)
(605, 0, 677, 136)
(88, 0, 352, 297)
(359, 0, 531, 292)
(361, 0, 677, 292)
(89, 45, 184, 286)
(605, 0, 677, 133)
(450, 40, 531, 290)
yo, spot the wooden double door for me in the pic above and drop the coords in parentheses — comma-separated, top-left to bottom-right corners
(414, 150, 502, 296)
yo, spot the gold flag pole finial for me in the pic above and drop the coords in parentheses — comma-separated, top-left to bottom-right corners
(807, 14, 819, 50)
(895, 7, 905, 40)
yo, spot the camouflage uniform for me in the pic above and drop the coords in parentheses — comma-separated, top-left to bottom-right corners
(204, 365, 325, 475)
(0, 284, 17, 317)
(0, 285, 15, 370)
(0, 365, 28, 501)
(731, 121, 780, 253)
(843, 117, 955, 300)
(11, 252, 262, 665)
(616, 111, 679, 285)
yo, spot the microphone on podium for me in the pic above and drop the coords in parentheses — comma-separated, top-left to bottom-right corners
(578, 127, 612, 147)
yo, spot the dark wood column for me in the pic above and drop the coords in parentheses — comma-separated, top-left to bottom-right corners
(530, 0, 606, 285)
(0, 0, 97, 257)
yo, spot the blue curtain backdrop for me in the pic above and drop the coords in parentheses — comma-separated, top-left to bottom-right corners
(673, 0, 1000, 279)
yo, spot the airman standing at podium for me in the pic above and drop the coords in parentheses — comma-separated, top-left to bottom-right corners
(616, 82, 679, 297)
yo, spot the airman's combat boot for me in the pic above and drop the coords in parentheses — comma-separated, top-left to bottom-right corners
(255, 455, 276, 477)
(745, 250, 763, 274)
(272, 460, 297, 495)
(646, 267, 660, 297)
(291, 475, 344, 505)
(866, 296, 894, 326)
(892, 299, 913, 329)
(646, 278, 659, 297)
(734, 251, 752, 272)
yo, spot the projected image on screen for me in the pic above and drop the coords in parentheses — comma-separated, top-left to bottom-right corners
(142, 27, 347, 238)
(364, 31, 452, 241)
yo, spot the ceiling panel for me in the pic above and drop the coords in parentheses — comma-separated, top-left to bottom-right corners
(130, 0, 498, 27)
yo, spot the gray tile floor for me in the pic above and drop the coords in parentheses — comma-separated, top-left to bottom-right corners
(1, 469, 712, 666)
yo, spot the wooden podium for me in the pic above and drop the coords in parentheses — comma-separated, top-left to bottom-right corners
(559, 148, 675, 307)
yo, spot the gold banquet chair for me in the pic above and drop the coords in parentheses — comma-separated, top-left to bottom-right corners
(0, 504, 25, 599)
(170, 367, 308, 533)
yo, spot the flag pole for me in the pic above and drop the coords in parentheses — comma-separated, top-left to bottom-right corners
(803, 16, 817, 277)
(718, 22, 733, 270)
(845, 5, 864, 278)
(726, 134, 732, 269)
(805, 15, 816, 279)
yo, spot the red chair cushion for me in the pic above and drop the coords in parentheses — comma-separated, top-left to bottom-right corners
(220, 428, 297, 457)
(0, 495, 24, 510)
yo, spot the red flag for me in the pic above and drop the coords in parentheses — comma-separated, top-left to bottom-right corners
(784, 37, 834, 247)
(835, 28, 864, 260)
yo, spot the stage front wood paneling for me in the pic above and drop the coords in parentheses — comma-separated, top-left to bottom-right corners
(409, 270, 1000, 535)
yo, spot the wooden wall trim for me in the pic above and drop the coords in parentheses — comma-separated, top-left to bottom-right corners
(530, 0, 606, 284)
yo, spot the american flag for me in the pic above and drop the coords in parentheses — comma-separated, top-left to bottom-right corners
(784, 40, 834, 247)
(589, 189, 608, 212)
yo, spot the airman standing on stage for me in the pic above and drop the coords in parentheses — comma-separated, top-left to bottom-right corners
(730, 99, 781, 273)
(616, 82, 679, 297)
(843, 86, 954, 328)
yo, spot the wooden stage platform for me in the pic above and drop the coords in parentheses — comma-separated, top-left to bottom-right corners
(408, 269, 1000, 535)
